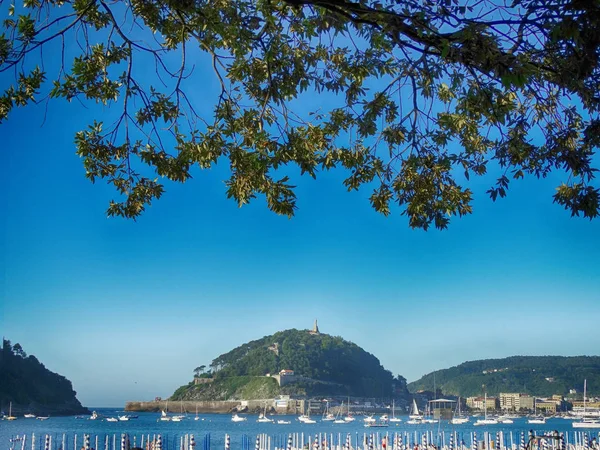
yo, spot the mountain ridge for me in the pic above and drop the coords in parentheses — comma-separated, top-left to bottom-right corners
(408, 355, 600, 397)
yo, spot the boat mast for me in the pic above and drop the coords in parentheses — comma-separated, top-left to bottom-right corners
(584, 379, 587, 418)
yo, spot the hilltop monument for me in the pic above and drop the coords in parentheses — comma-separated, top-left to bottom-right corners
(309, 319, 320, 335)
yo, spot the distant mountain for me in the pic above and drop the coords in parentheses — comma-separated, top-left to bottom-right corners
(408, 356, 600, 397)
(0, 339, 89, 415)
(171, 327, 409, 401)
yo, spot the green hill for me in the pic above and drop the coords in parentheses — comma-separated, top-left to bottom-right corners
(0, 339, 89, 415)
(171, 328, 406, 400)
(408, 356, 600, 397)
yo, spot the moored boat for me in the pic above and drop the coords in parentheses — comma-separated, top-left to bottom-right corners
(573, 380, 600, 428)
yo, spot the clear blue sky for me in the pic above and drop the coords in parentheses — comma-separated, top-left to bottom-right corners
(1, 21, 599, 408)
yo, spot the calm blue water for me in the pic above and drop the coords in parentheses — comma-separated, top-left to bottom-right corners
(1, 410, 598, 450)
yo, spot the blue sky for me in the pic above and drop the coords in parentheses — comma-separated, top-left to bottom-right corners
(1, 10, 600, 408)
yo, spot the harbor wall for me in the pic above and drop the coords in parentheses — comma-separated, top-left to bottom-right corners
(124, 400, 304, 414)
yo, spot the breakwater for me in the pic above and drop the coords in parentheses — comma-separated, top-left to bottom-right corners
(125, 401, 303, 415)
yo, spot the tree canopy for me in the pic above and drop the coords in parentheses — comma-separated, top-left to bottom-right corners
(1, 0, 599, 229)
(0, 339, 88, 414)
(407, 355, 600, 397)
(206, 328, 397, 398)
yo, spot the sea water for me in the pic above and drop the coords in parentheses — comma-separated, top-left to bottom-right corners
(1, 409, 598, 450)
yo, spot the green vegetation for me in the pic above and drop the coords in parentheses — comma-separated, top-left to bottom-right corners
(171, 328, 402, 400)
(408, 356, 600, 397)
(172, 376, 280, 401)
(2, 1, 600, 227)
(0, 339, 89, 415)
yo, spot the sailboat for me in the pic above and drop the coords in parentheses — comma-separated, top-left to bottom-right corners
(389, 400, 402, 423)
(343, 397, 355, 422)
(334, 402, 346, 424)
(573, 380, 600, 428)
(474, 392, 498, 425)
(171, 401, 186, 421)
(406, 399, 423, 424)
(6, 402, 17, 421)
(159, 401, 171, 422)
(299, 406, 316, 424)
(528, 398, 546, 424)
(231, 413, 247, 422)
(450, 397, 469, 424)
(194, 404, 200, 421)
(322, 401, 335, 421)
(257, 403, 273, 423)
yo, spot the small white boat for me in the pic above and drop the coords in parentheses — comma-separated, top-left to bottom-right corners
(451, 398, 469, 424)
(24, 413, 36, 418)
(364, 415, 376, 423)
(409, 400, 422, 420)
(6, 403, 17, 421)
(334, 419, 347, 424)
(171, 416, 183, 422)
(451, 417, 470, 424)
(277, 420, 291, 424)
(118, 415, 129, 421)
(159, 410, 171, 422)
(322, 401, 335, 421)
(232, 414, 247, 422)
(37, 416, 49, 421)
(474, 393, 498, 425)
(572, 380, 600, 428)
(406, 418, 423, 425)
(303, 417, 317, 424)
(474, 418, 499, 425)
(89, 411, 99, 420)
(573, 419, 600, 428)
(499, 417, 514, 424)
(389, 401, 402, 423)
(257, 413, 273, 423)
(528, 417, 546, 424)
(105, 417, 118, 422)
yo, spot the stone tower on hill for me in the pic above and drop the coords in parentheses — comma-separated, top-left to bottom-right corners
(309, 319, 320, 335)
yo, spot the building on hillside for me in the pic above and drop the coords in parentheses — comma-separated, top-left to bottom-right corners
(519, 395, 534, 411)
(466, 397, 497, 411)
(551, 395, 563, 403)
(499, 393, 521, 410)
(572, 400, 600, 408)
(278, 369, 297, 386)
(535, 401, 557, 414)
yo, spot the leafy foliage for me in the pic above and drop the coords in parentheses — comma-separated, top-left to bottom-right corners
(0, 0, 599, 227)
(408, 356, 600, 397)
(172, 376, 280, 401)
(0, 339, 88, 414)
(175, 328, 398, 399)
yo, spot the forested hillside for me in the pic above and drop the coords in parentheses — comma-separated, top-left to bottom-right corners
(408, 356, 600, 397)
(172, 328, 407, 400)
(0, 339, 89, 415)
